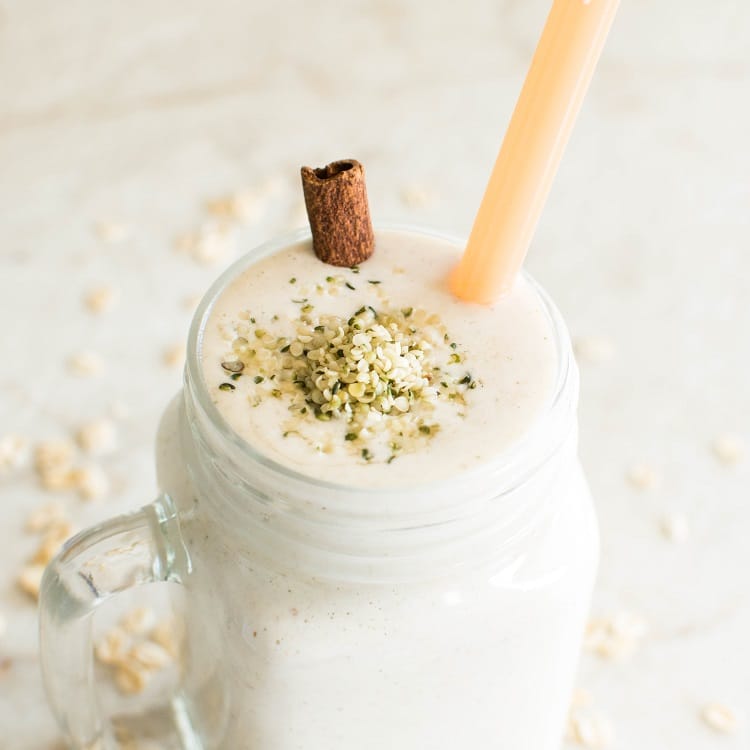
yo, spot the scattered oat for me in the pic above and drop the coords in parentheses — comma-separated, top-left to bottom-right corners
(25, 501, 66, 532)
(214, 174, 288, 223)
(566, 688, 600, 745)
(94, 220, 131, 244)
(626, 462, 661, 491)
(32, 521, 74, 564)
(40, 469, 80, 492)
(36, 441, 71, 484)
(702, 703, 740, 735)
(17, 564, 45, 600)
(585, 611, 647, 661)
(95, 627, 131, 666)
(68, 351, 104, 377)
(96, 610, 177, 695)
(115, 664, 150, 694)
(129, 641, 172, 670)
(0, 434, 29, 474)
(83, 284, 119, 314)
(19, 505, 74, 599)
(35, 440, 75, 483)
(711, 434, 745, 467)
(175, 223, 236, 265)
(75, 418, 117, 455)
(568, 712, 615, 748)
(34, 440, 109, 499)
(163, 342, 186, 370)
(122, 607, 157, 636)
(573, 335, 616, 364)
(75, 465, 110, 501)
(660, 512, 690, 543)
(400, 184, 438, 209)
(205, 188, 268, 225)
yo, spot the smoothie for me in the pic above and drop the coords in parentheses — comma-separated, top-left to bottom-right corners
(200, 228, 558, 486)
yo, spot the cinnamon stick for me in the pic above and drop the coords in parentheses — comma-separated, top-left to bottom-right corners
(300, 159, 375, 267)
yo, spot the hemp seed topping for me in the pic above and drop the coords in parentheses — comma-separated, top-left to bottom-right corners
(217, 285, 480, 463)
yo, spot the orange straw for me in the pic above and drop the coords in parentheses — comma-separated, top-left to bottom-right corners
(451, 0, 620, 304)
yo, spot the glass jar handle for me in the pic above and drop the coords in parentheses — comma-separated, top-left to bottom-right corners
(39, 494, 191, 749)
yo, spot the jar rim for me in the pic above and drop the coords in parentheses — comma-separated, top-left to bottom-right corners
(185, 223, 575, 500)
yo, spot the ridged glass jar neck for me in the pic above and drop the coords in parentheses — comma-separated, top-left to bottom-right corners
(181, 227, 580, 583)
(181, 394, 578, 584)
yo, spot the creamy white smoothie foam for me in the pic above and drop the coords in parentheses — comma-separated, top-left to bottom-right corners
(200, 228, 558, 486)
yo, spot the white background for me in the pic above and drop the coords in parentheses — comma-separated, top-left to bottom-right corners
(0, 1, 748, 747)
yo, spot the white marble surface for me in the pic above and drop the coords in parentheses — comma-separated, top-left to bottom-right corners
(1, 1, 749, 748)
